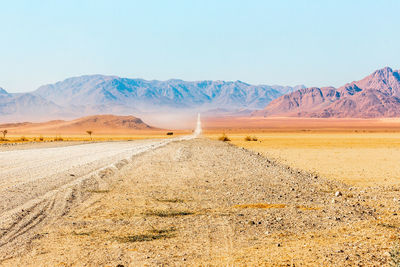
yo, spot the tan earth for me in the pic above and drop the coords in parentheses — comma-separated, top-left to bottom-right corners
(0, 114, 156, 135)
(209, 132, 400, 187)
(1, 138, 399, 266)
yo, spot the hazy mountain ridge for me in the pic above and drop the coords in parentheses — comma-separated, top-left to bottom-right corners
(34, 75, 304, 109)
(0, 76, 305, 122)
(255, 67, 400, 118)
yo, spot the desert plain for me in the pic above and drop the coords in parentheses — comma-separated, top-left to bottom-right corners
(0, 117, 400, 266)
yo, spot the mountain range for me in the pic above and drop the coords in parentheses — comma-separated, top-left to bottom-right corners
(2, 67, 400, 123)
(0, 76, 304, 122)
(254, 67, 400, 118)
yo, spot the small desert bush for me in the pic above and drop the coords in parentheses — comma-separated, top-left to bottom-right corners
(39, 136, 44, 141)
(54, 136, 64, 141)
(218, 133, 231, 142)
(244, 136, 258, 141)
(390, 242, 400, 267)
(0, 137, 9, 141)
(19, 136, 28, 141)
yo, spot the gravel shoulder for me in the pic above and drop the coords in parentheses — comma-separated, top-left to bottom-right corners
(2, 138, 399, 266)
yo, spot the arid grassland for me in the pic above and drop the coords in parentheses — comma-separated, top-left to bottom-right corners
(207, 132, 400, 187)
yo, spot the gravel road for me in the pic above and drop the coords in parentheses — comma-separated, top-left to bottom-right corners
(0, 136, 193, 260)
(2, 138, 398, 266)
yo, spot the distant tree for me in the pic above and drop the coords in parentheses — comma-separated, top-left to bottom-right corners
(86, 130, 93, 140)
(1, 130, 7, 139)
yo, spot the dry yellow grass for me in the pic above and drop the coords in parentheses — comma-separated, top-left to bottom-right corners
(207, 132, 400, 187)
(233, 203, 286, 209)
(0, 133, 188, 143)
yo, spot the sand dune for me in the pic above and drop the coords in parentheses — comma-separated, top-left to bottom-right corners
(0, 114, 158, 135)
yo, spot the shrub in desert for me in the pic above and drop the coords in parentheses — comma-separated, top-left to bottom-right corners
(19, 136, 28, 141)
(39, 136, 44, 141)
(86, 130, 93, 140)
(218, 133, 231, 142)
(244, 135, 258, 141)
(54, 135, 64, 141)
(1, 130, 7, 139)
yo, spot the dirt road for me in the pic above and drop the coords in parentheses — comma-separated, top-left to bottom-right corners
(2, 138, 399, 266)
(0, 137, 194, 261)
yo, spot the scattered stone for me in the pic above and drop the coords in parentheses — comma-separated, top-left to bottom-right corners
(335, 191, 342, 197)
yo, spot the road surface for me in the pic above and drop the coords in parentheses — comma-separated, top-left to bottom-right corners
(0, 135, 194, 260)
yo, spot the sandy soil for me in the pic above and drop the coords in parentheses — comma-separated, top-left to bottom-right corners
(2, 138, 399, 266)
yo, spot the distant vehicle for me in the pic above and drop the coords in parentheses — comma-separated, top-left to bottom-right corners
(166, 132, 174, 135)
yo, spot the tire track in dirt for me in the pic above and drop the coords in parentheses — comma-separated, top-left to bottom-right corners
(0, 136, 195, 262)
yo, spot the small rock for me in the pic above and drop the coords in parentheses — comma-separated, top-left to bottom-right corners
(335, 191, 342, 197)
(277, 243, 281, 247)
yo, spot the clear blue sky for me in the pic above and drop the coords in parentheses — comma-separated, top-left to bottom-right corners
(1, 0, 399, 92)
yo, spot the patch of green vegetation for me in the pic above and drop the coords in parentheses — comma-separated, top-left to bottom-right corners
(115, 228, 176, 243)
(144, 210, 194, 217)
(155, 198, 185, 203)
